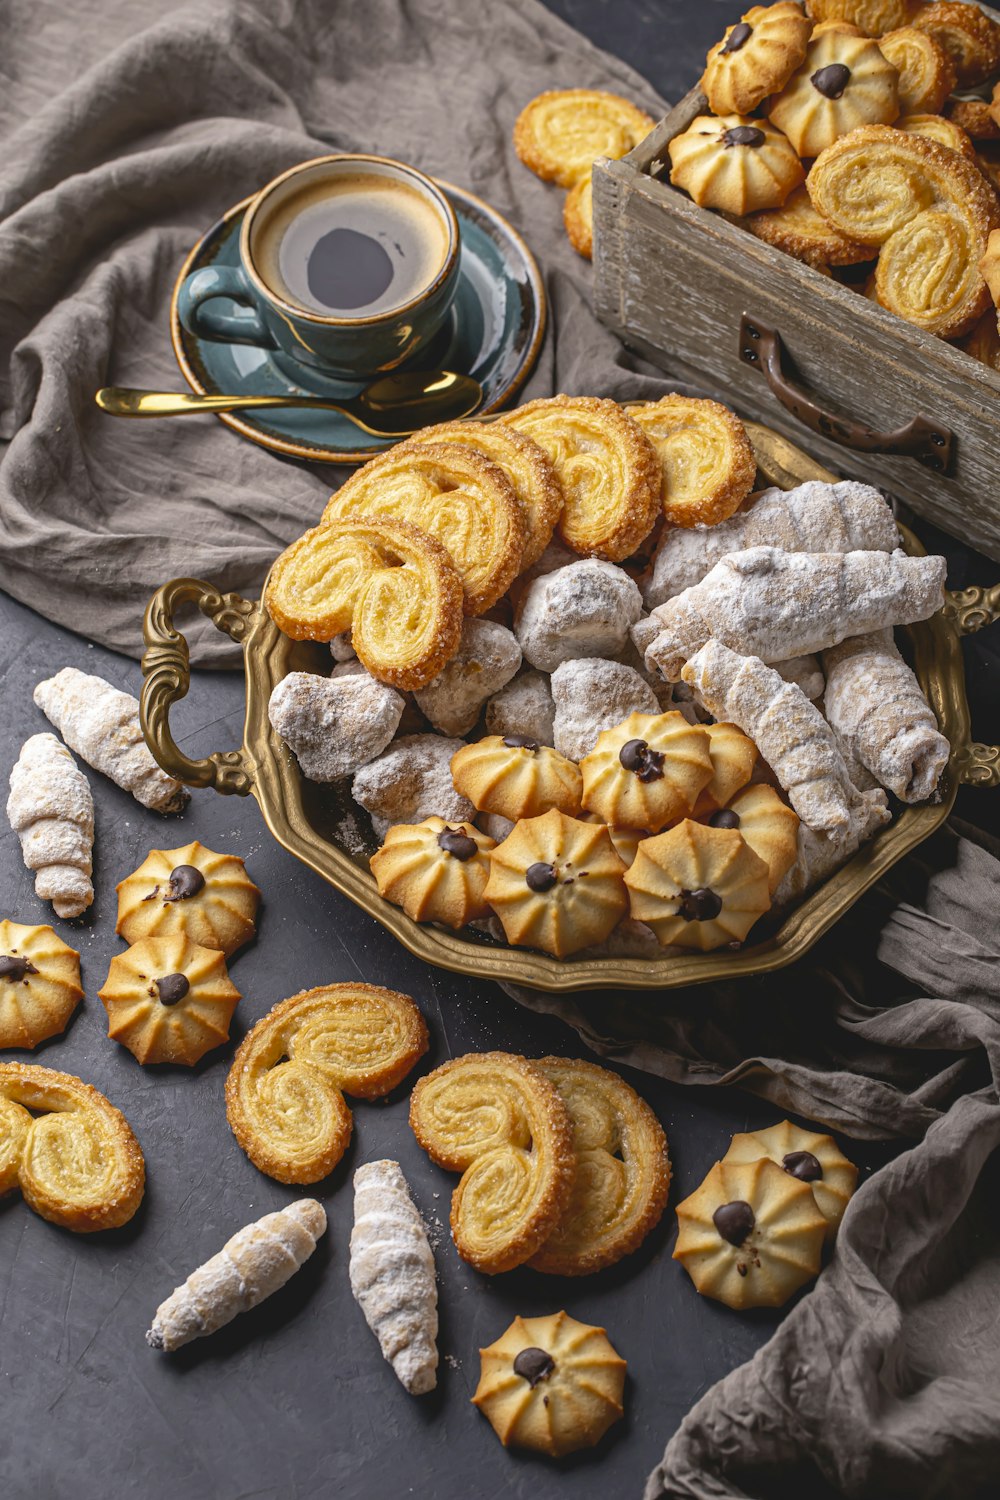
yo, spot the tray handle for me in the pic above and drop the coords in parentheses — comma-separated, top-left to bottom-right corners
(141, 578, 257, 795)
(738, 315, 954, 474)
(945, 584, 1000, 787)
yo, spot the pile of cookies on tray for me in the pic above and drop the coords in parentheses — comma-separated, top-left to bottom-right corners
(665, 0, 1000, 358)
(262, 390, 951, 961)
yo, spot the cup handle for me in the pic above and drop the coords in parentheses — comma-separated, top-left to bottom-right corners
(176, 265, 276, 348)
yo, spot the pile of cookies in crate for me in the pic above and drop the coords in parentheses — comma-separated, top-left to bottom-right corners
(263, 390, 951, 961)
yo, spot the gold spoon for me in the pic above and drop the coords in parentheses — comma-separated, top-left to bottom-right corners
(95, 370, 484, 438)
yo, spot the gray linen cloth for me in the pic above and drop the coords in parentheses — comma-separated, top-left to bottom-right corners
(2, 3, 999, 1497)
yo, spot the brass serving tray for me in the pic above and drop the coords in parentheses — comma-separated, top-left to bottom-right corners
(139, 425, 1000, 992)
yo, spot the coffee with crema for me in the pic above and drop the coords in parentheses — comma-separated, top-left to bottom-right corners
(253, 173, 450, 319)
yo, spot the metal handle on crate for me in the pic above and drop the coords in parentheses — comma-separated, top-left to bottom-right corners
(738, 315, 954, 473)
(945, 584, 1000, 787)
(141, 577, 257, 795)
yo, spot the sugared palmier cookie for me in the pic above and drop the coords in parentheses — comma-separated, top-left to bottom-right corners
(768, 29, 900, 157)
(910, 1, 1000, 89)
(702, 2, 814, 116)
(451, 735, 583, 821)
(0, 920, 82, 1050)
(563, 174, 594, 259)
(691, 722, 759, 816)
(628, 395, 758, 529)
(115, 841, 260, 957)
(513, 89, 655, 187)
(898, 112, 976, 157)
(710, 783, 800, 892)
(370, 817, 495, 930)
(878, 26, 956, 115)
(98, 934, 241, 1067)
(876, 204, 993, 338)
(483, 809, 628, 958)
(805, 0, 911, 35)
(673, 1156, 826, 1309)
(744, 183, 873, 267)
(951, 92, 1000, 141)
(724, 1119, 858, 1239)
(580, 710, 714, 833)
(669, 113, 805, 215)
(503, 396, 661, 563)
(625, 818, 771, 951)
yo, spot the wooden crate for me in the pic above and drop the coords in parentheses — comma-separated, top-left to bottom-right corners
(593, 79, 1000, 563)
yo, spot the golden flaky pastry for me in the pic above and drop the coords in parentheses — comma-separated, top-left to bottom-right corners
(702, 3, 813, 116)
(503, 396, 661, 562)
(322, 444, 526, 618)
(410, 1052, 574, 1274)
(673, 1156, 826, 1309)
(767, 29, 900, 157)
(0, 920, 82, 1050)
(629, 395, 758, 529)
(878, 26, 956, 114)
(876, 205, 993, 337)
(266, 517, 463, 689)
(979, 224, 1000, 315)
(744, 184, 873, 267)
(691, 722, 759, 816)
(115, 840, 260, 957)
(724, 1119, 858, 1239)
(98, 934, 241, 1067)
(226, 984, 428, 1184)
(450, 734, 583, 821)
(483, 809, 629, 958)
(370, 817, 495, 929)
(513, 89, 655, 187)
(473, 1312, 626, 1456)
(898, 112, 976, 157)
(950, 93, 1000, 140)
(563, 174, 594, 258)
(0, 1061, 144, 1232)
(625, 818, 772, 950)
(669, 113, 805, 215)
(910, 1, 1000, 88)
(710, 783, 800, 893)
(805, 0, 911, 34)
(406, 421, 562, 569)
(580, 710, 714, 833)
(530, 1057, 670, 1276)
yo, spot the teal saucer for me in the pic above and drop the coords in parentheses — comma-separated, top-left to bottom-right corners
(170, 182, 546, 464)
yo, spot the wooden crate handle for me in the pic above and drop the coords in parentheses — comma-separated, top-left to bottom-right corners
(738, 315, 954, 474)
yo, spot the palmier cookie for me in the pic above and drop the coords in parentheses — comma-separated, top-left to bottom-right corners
(473, 1312, 626, 1457)
(767, 29, 900, 157)
(673, 1156, 826, 1309)
(409, 1051, 575, 1273)
(265, 516, 464, 689)
(911, 2, 1000, 89)
(563, 174, 594, 259)
(691, 723, 759, 816)
(951, 93, 1000, 141)
(226, 984, 428, 1184)
(98, 935, 241, 1067)
(322, 444, 526, 618)
(981, 225, 1000, 310)
(483, 809, 628, 958)
(370, 817, 495, 930)
(625, 818, 771, 951)
(530, 1057, 670, 1276)
(708, 784, 800, 893)
(0, 920, 82, 1050)
(451, 735, 582, 822)
(668, 114, 805, 215)
(805, 0, 911, 35)
(115, 840, 260, 957)
(406, 421, 562, 570)
(877, 205, 993, 337)
(898, 112, 976, 157)
(628, 396, 758, 529)
(878, 26, 956, 115)
(0, 1061, 144, 1232)
(513, 89, 655, 187)
(580, 710, 714, 834)
(503, 396, 660, 563)
(701, 3, 813, 117)
(744, 184, 873, 267)
(724, 1119, 858, 1239)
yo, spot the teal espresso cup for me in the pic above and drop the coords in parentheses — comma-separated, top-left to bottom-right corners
(176, 154, 462, 381)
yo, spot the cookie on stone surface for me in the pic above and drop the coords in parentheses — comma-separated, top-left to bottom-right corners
(669, 113, 805, 215)
(451, 735, 583, 822)
(473, 1311, 626, 1456)
(513, 89, 655, 187)
(580, 710, 714, 834)
(0, 920, 82, 1050)
(115, 841, 260, 957)
(724, 1119, 858, 1238)
(710, 783, 800, 893)
(625, 818, 771, 950)
(99, 934, 241, 1067)
(628, 395, 758, 530)
(370, 817, 495, 930)
(767, 29, 900, 157)
(702, 2, 814, 116)
(878, 25, 956, 115)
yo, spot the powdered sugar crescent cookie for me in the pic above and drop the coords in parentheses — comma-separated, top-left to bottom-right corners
(724, 1119, 858, 1238)
(503, 396, 660, 563)
(625, 818, 771, 950)
(451, 735, 583, 821)
(702, 3, 814, 116)
(743, 184, 873, 266)
(898, 112, 976, 157)
(910, 1, 1000, 88)
(878, 26, 956, 114)
(226, 984, 428, 1184)
(99, 934, 241, 1066)
(563, 174, 594, 258)
(710, 783, 800, 892)
(628, 396, 758, 529)
(265, 515, 464, 689)
(767, 29, 900, 157)
(268, 670, 405, 781)
(370, 817, 495, 929)
(322, 444, 526, 618)
(513, 89, 655, 187)
(580, 710, 714, 833)
(669, 113, 805, 215)
(805, 0, 911, 35)
(115, 840, 260, 957)
(0, 921, 82, 1050)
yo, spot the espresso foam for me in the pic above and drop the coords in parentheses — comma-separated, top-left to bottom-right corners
(254, 173, 449, 318)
